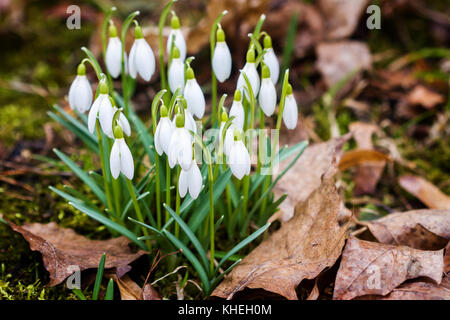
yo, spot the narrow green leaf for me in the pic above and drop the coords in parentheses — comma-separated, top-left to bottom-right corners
(104, 278, 114, 300)
(92, 253, 106, 300)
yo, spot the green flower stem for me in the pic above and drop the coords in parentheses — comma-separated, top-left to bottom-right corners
(95, 121, 115, 217)
(174, 166, 181, 238)
(81, 48, 102, 80)
(256, 108, 265, 172)
(209, 10, 228, 126)
(159, 0, 177, 104)
(259, 70, 290, 216)
(126, 179, 152, 251)
(166, 159, 171, 223)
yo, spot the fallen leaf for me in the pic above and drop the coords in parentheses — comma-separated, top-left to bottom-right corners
(316, 41, 372, 88)
(213, 165, 349, 300)
(333, 236, 444, 300)
(273, 134, 351, 222)
(399, 175, 450, 210)
(359, 281, 450, 300)
(7, 220, 147, 286)
(407, 85, 445, 109)
(318, 0, 370, 39)
(338, 149, 391, 171)
(306, 280, 320, 300)
(143, 283, 162, 300)
(109, 274, 161, 300)
(361, 209, 450, 250)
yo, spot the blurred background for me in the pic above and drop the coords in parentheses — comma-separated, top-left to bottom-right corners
(0, 0, 448, 299)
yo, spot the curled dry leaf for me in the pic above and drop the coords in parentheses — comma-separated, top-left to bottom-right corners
(110, 274, 161, 300)
(338, 149, 391, 171)
(333, 236, 444, 300)
(273, 134, 351, 222)
(7, 220, 147, 286)
(316, 41, 372, 88)
(399, 175, 450, 210)
(361, 209, 450, 250)
(212, 165, 349, 300)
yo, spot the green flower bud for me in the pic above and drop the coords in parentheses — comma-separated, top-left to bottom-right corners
(113, 125, 123, 139)
(77, 63, 86, 76)
(216, 28, 225, 42)
(160, 104, 168, 117)
(172, 46, 180, 59)
(234, 89, 242, 101)
(186, 67, 195, 80)
(171, 15, 180, 29)
(221, 110, 228, 123)
(109, 23, 118, 37)
(175, 113, 185, 128)
(263, 35, 272, 49)
(286, 83, 293, 95)
(99, 79, 109, 94)
(134, 25, 143, 39)
(262, 65, 270, 79)
(246, 47, 255, 63)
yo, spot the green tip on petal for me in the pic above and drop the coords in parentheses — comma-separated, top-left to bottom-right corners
(216, 28, 225, 42)
(175, 113, 185, 128)
(262, 65, 270, 79)
(186, 67, 195, 80)
(246, 48, 255, 63)
(172, 46, 180, 59)
(160, 104, 168, 117)
(77, 63, 86, 76)
(99, 79, 109, 94)
(171, 15, 180, 29)
(263, 35, 272, 49)
(234, 89, 242, 101)
(134, 25, 143, 39)
(233, 129, 242, 141)
(286, 83, 293, 95)
(109, 23, 118, 37)
(221, 110, 228, 122)
(113, 126, 123, 139)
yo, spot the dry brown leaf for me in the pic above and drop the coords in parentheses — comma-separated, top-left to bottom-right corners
(399, 175, 450, 210)
(333, 236, 444, 300)
(359, 281, 450, 300)
(212, 166, 349, 300)
(407, 85, 445, 109)
(306, 280, 320, 300)
(316, 41, 372, 88)
(110, 274, 161, 300)
(7, 220, 147, 286)
(318, 0, 370, 40)
(362, 209, 450, 250)
(273, 134, 351, 222)
(338, 149, 391, 171)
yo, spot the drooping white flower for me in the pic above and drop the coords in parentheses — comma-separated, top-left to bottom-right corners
(178, 159, 202, 199)
(229, 90, 245, 129)
(183, 67, 205, 118)
(258, 65, 277, 116)
(262, 35, 279, 84)
(128, 25, 156, 81)
(110, 126, 134, 180)
(168, 114, 193, 171)
(68, 63, 92, 113)
(282, 84, 298, 130)
(172, 105, 196, 136)
(168, 46, 185, 93)
(105, 24, 123, 78)
(236, 48, 260, 100)
(88, 80, 114, 138)
(212, 28, 232, 83)
(228, 130, 251, 180)
(166, 14, 186, 61)
(154, 105, 174, 155)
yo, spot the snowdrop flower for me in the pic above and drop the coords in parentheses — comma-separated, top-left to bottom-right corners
(112, 105, 131, 137)
(105, 23, 123, 78)
(282, 84, 298, 130)
(88, 79, 115, 138)
(262, 35, 279, 84)
(128, 25, 156, 81)
(212, 28, 232, 82)
(68, 63, 92, 113)
(228, 130, 251, 180)
(236, 47, 260, 100)
(168, 46, 185, 93)
(178, 158, 202, 199)
(166, 14, 186, 61)
(229, 89, 245, 129)
(218, 111, 235, 157)
(258, 65, 277, 116)
(183, 67, 205, 118)
(110, 126, 134, 180)
(172, 101, 196, 136)
(168, 114, 193, 171)
(154, 104, 174, 155)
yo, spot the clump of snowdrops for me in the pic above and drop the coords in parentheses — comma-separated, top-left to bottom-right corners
(50, 1, 307, 296)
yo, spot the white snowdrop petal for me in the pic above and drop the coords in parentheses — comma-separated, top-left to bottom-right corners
(76, 76, 93, 113)
(167, 29, 186, 61)
(135, 39, 155, 81)
(98, 95, 114, 138)
(224, 125, 235, 156)
(119, 139, 134, 180)
(263, 48, 280, 84)
(178, 169, 188, 198)
(154, 121, 164, 156)
(185, 110, 197, 134)
(88, 97, 101, 134)
(68, 77, 77, 110)
(168, 129, 182, 168)
(119, 113, 131, 137)
(128, 42, 137, 79)
(188, 162, 202, 199)
(212, 42, 232, 83)
(159, 118, 174, 155)
(105, 37, 122, 78)
(168, 59, 185, 93)
(184, 79, 205, 118)
(258, 78, 277, 116)
(237, 63, 260, 100)
(229, 101, 245, 129)
(110, 140, 121, 179)
(283, 94, 298, 130)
